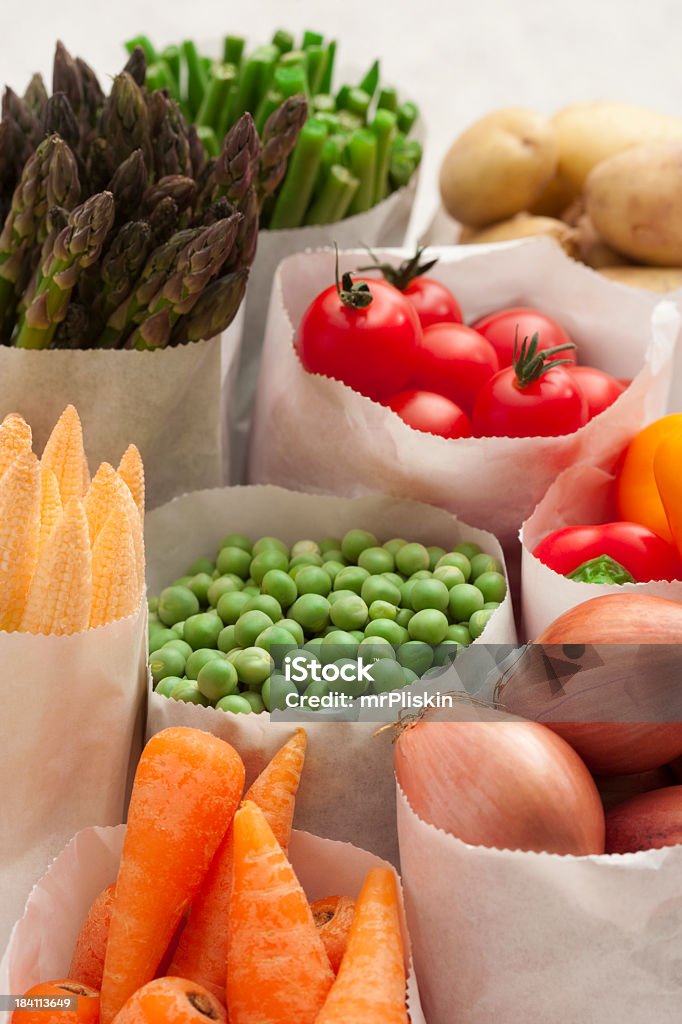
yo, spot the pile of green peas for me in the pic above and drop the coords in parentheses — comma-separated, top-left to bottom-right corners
(148, 529, 507, 714)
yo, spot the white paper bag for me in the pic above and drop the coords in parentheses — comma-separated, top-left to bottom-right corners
(0, 823, 426, 1024)
(230, 179, 419, 481)
(0, 312, 242, 509)
(144, 484, 516, 864)
(397, 783, 682, 1024)
(248, 239, 679, 562)
(0, 605, 147, 952)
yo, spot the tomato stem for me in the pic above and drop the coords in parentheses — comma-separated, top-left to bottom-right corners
(334, 242, 373, 310)
(356, 243, 439, 290)
(513, 329, 576, 388)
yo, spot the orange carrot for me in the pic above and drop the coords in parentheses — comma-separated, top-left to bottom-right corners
(109, 977, 226, 1024)
(315, 868, 409, 1024)
(11, 981, 99, 1024)
(227, 801, 333, 1024)
(99, 728, 245, 1024)
(169, 729, 307, 1001)
(311, 895, 356, 974)
(69, 883, 115, 990)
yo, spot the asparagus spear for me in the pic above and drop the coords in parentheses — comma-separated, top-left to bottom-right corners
(200, 195, 234, 226)
(171, 266, 248, 343)
(107, 148, 148, 225)
(144, 174, 197, 214)
(205, 112, 259, 207)
(147, 195, 179, 246)
(15, 190, 115, 349)
(257, 94, 308, 206)
(44, 93, 81, 153)
(90, 219, 153, 331)
(18, 205, 70, 317)
(23, 74, 48, 119)
(51, 301, 90, 348)
(147, 91, 193, 179)
(52, 41, 84, 119)
(100, 72, 153, 175)
(76, 56, 105, 126)
(225, 185, 258, 271)
(123, 45, 147, 88)
(186, 123, 207, 179)
(124, 35, 158, 65)
(2, 88, 43, 164)
(85, 136, 113, 194)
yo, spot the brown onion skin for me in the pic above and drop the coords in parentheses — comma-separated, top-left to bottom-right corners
(541, 723, 682, 776)
(671, 756, 682, 783)
(605, 785, 682, 853)
(395, 720, 605, 856)
(596, 766, 674, 811)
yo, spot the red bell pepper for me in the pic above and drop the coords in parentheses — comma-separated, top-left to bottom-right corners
(532, 522, 682, 583)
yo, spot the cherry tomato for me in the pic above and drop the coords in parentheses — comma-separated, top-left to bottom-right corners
(533, 523, 681, 582)
(402, 277, 463, 330)
(472, 307, 577, 368)
(567, 365, 626, 419)
(295, 273, 421, 402)
(473, 366, 588, 437)
(387, 390, 472, 438)
(411, 323, 499, 414)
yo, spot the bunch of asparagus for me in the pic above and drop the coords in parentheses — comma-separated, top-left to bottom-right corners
(0, 42, 306, 349)
(125, 29, 422, 229)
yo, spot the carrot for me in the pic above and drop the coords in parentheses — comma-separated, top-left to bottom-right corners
(654, 431, 682, 561)
(69, 883, 116, 990)
(315, 868, 409, 1024)
(99, 728, 245, 1024)
(227, 801, 334, 1024)
(11, 981, 99, 1024)
(169, 729, 307, 1001)
(311, 895, 356, 974)
(109, 977, 226, 1024)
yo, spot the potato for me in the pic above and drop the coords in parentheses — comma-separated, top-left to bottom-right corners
(598, 266, 682, 293)
(529, 170, 578, 218)
(439, 108, 558, 227)
(586, 143, 682, 265)
(573, 215, 628, 269)
(553, 101, 682, 190)
(460, 214, 576, 255)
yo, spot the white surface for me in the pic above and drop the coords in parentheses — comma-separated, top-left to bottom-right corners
(4, 0, 682, 239)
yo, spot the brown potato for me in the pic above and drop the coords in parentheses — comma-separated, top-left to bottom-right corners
(553, 101, 682, 190)
(529, 171, 578, 218)
(460, 214, 576, 255)
(573, 215, 628, 269)
(598, 266, 682, 292)
(439, 108, 558, 227)
(586, 143, 682, 265)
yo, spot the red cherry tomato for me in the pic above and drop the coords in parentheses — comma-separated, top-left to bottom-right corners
(533, 523, 681, 582)
(402, 277, 463, 330)
(295, 275, 421, 402)
(387, 390, 472, 438)
(567, 365, 627, 419)
(473, 365, 588, 437)
(472, 307, 577, 368)
(411, 323, 499, 415)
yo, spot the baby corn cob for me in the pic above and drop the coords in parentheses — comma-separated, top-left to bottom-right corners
(39, 466, 62, 556)
(21, 497, 92, 636)
(90, 504, 140, 627)
(0, 450, 41, 632)
(84, 461, 145, 596)
(117, 443, 145, 516)
(0, 413, 32, 480)
(41, 404, 90, 503)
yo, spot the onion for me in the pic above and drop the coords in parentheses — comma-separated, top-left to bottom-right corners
(395, 718, 605, 855)
(671, 756, 682, 784)
(497, 594, 682, 774)
(605, 785, 682, 853)
(596, 766, 674, 811)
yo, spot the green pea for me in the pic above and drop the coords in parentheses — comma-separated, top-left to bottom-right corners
(321, 549, 345, 564)
(290, 594, 331, 633)
(396, 608, 414, 628)
(365, 618, 408, 645)
(382, 571, 405, 589)
(207, 575, 243, 606)
(154, 676, 183, 698)
(216, 694, 253, 714)
(369, 659, 407, 694)
(410, 570, 432, 581)
(357, 545, 394, 574)
(197, 659, 239, 701)
(182, 612, 222, 650)
(250, 550, 288, 584)
(330, 595, 369, 631)
(252, 536, 289, 557)
(328, 588, 355, 606)
(469, 608, 495, 639)
(303, 637, 325, 657)
(295, 565, 332, 597)
(150, 646, 186, 683)
(149, 628, 179, 653)
(402, 667, 419, 685)
(162, 639, 193, 660)
(261, 569, 297, 608)
(447, 623, 472, 646)
(186, 648, 224, 679)
(263, 674, 299, 711)
(242, 585, 260, 597)
(188, 557, 215, 576)
(427, 545, 446, 570)
(470, 553, 502, 579)
(383, 538, 407, 556)
(329, 658, 369, 698)
(216, 546, 251, 579)
(288, 561, 320, 581)
(454, 541, 482, 561)
(475, 571, 507, 604)
(483, 601, 501, 611)
(436, 552, 471, 580)
(341, 528, 379, 562)
(334, 566, 370, 595)
(284, 648, 321, 691)
(173, 575, 193, 588)
(148, 596, 159, 614)
(449, 584, 484, 622)
(433, 565, 466, 589)
(368, 600, 398, 621)
(279, 618, 305, 645)
(235, 646, 273, 686)
(400, 579, 417, 610)
(321, 559, 344, 583)
(434, 641, 460, 666)
(256, 626, 299, 667)
(171, 680, 211, 705)
(216, 591, 250, 625)
(411, 579, 450, 613)
(219, 532, 252, 553)
(304, 679, 331, 702)
(157, 585, 200, 627)
(396, 542, 430, 576)
(171, 622, 185, 639)
(319, 537, 343, 554)
(358, 636, 396, 661)
(187, 572, 213, 606)
(291, 539, 320, 559)
(225, 648, 242, 666)
(244, 594, 283, 621)
(320, 630, 359, 664)
(408, 609, 449, 644)
(397, 640, 434, 675)
(242, 691, 266, 714)
(361, 575, 401, 606)
(218, 624, 238, 653)
(235, 610, 274, 648)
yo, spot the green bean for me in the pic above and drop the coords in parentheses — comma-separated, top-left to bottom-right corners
(197, 125, 220, 157)
(161, 45, 181, 87)
(272, 29, 294, 53)
(181, 40, 208, 118)
(278, 49, 306, 68)
(347, 129, 377, 215)
(302, 30, 324, 48)
(255, 88, 285, 134)
(377, 85, 399, 112)
(125, 35, 158, 64)
(371, 108, 397, 204)
(223, 35, 245, 67)
(270, 118, 328, 229)
(358, 59, 380, 99)
(320, 41, 336, 93)
(313, 93, 336, 113)
(273, 64, 307, 99)
(305, 45, 327, 95)
(398, 100, 419, 133)
(305, 164, 359, 225)
(145, 60, 178, 98)
(344, 88, 371, 120)
(197, 64, 236, 131)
